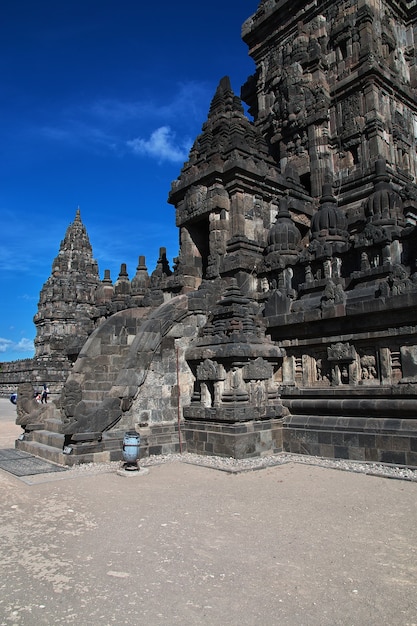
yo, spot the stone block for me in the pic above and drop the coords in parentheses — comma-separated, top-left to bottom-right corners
(148, 445, 163, 456)
(319, 443, 335, 459)
(318, 431, 332, 444)
(381, 419, 403, 433)
(334, 445, 350, 459)
(406, 451, 417, 467)
(304, 443, 321, 456)
(342, 433, 359, 447)
(365, 448, 379, 462)
(400, 420, 417, 436)
(348, 447, 366, 462)
(380, 450, 406, 465)
(301, 429, 319, 444)
(358, 433, 376, 448)
(306, 416, 325, 428)
(331, 431, 345, 446)
(375, 434, 393, 450)
(391, 436, 410, 451)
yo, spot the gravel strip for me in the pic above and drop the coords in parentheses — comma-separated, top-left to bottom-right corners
(66, 452, 417, 481)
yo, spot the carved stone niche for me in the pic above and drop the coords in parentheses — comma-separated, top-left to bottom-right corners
(186, 337, 285, 415)
(242, 356, 273, 380)
(242, 357, 280, 403)
(400, 345, 417, 384)
(184, 279, 285, 422)
(195, 359, 226, 408)
(189, 356, 282, 419)
(314, 353, 331, 386)
(327, 342, 359, 386)
(183, 185, 208, 220)
(359, 351, 379, 385)
(221, 363, 249, 404)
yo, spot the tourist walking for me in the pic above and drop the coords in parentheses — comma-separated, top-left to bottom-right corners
(41, 384, 49, 404)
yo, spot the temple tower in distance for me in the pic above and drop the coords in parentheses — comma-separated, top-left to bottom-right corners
(33, 209, 101, 363)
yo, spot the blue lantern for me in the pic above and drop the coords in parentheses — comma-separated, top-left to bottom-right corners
(122, 431, 141, 470)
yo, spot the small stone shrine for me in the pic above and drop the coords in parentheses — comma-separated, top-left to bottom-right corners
(13, 0, 417, 466)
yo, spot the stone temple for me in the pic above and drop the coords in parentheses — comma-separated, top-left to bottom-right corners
(7, 0, 417, 466)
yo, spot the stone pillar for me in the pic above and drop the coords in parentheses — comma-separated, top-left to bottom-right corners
(400, 345, 417, 383)
(380, 348, 392, 384)
(357, 4, 375, 62)
(282, 355, 296, 385)
(178, 227, 204, 290)
(363, 81, 387, 162)
(207, 209, 229, 278)
(229, 190, 246, 240)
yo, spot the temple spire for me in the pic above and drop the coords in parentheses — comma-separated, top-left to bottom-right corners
(33, 209, 100, 361)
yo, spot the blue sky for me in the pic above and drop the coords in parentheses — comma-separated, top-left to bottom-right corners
(0, 0, 258, 363)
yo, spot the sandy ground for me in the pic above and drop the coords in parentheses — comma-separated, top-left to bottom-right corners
(0, 398, 416, 626)
(0, 397, 21, 448)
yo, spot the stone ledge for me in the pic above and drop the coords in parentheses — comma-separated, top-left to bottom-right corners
(283, 415, 417, 468)
(183, 418, 284, 459)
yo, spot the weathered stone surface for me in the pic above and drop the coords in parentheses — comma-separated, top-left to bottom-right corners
(400, 345, 417, 383)
(33, 209, 101, 361)
(15, 383, 49, 427)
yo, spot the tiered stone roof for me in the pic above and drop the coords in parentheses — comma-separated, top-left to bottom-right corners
(33, 208, 100, 360)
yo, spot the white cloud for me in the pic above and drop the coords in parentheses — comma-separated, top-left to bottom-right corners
(127, 126, 192, 163)
(28, 81, 209, 161)
(15, 338, 35, 352)
(0, 337, 34, 354)
(0, 338, 13, 353)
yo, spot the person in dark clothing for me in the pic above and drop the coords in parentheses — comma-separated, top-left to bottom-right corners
(41, 384, 49, 404)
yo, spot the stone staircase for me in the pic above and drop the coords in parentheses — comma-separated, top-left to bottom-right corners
(17, 417, 126, 466)
(18, 420, 184, 466)
(16, 309, 151, 465)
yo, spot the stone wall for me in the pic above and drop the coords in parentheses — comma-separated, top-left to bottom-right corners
(283, 415, 417, 467)
(0, 357, 70, 398)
